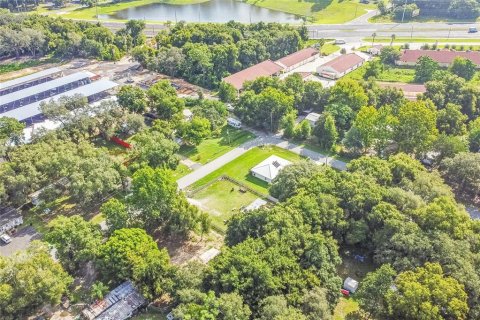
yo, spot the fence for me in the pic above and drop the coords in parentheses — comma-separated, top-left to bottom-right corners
(187, 175, 278, 203)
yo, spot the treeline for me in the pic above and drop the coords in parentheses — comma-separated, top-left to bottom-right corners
(132, 22, 307, 88)
(0, 10, 146, 60)
(390, 0, 480, 20)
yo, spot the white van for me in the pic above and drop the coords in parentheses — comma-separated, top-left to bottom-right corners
(227, 118, 242, 129)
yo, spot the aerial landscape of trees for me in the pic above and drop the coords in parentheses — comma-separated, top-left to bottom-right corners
(1, 8, 480, 319)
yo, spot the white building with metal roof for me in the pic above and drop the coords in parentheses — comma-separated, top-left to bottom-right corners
(0, 79, 118, 124)
(250, 155, 291, 183)
(0, 71, 95, 110)
(0, 67, 63, 95)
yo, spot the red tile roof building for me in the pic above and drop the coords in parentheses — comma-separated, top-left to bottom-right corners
(397, 50, 480, 67)
(378, 82, 426, 101)
(275, 47, 319, 72)
(317, 53, 365, 79)
(223, 60, 284, 91)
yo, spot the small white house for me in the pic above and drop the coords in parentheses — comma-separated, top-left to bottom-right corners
(250, 155, 291, 183)
(343, 277, 359, 293)
(305, 112, 321, 127)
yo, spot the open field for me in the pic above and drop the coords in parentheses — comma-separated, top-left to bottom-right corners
(39, 0, 208, 21)
(191, 179, 260, 233)
(245, 0, 375, 24)
(190, 145, 305, 194)
(322, 43, 341, 55)
(333, 297, 360, 320)
(179, 127, 256, 165)
(345, 62, 417, 83)
(364, 37, 480, 45)
(172, 163, 192, 179)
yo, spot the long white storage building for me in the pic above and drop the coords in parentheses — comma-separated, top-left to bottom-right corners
(0, 67, 63, 95)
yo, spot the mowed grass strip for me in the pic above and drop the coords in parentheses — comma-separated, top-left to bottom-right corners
(190, 145, 305, 194)
(191, 179, 259, 233)
(246, 0, 374, 24)
(345, 63, 417, 83)
(179, 127, 256, 165)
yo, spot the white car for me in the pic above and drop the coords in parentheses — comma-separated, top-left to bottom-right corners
(0, 234, 12, 244)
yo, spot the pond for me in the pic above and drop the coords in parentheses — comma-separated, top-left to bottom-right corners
(99, 0, 303, 23)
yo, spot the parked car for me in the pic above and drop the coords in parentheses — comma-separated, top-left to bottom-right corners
(0, 234, 12, 244)
(469, 27, 478, 33)
(335, 39, 346, 45)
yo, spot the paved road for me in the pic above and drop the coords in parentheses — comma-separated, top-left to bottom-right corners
(99, 19, 479, 41)
(176, 132, 347, 190)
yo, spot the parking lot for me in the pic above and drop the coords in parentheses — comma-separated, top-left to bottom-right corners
(0, 227, 41, 257)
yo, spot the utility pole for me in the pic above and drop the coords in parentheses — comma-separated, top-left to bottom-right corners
(96, 0, 99, 21)
(401, 0, 408, 23)
(447, 28, 451, 40)
(354, 4, 358, 18)
(410, 25, 413, 40)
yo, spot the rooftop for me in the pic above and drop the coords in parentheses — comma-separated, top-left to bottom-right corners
(223, 60, 284, 90)
(82, 281, 146, 320)
(1, 71, 95, 108)
(305, 112, 321, 124)
(0, 67, 62, 92)
(0, 79, 118, 122)
(275, 47, 319, 69)
(399, 49, 480, 65)
(251, 155, 291, 180)
(319, 53, 365, 73)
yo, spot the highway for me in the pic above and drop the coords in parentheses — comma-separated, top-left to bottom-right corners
(100, 19, 480, 41)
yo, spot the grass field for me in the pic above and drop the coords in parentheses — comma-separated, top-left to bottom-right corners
(179, 127, 256, 165)
(41, 0, 208, 21)
(246, 0, 375, 24)
(191, 179, 260, 233)
(333, 297, 360, 320)
(364, 37, 480, 45)
(190, 145, 305, 194)
(172, 163, 192, 179)
(345, 63, 417, 83)
(322, 43, 341, 55)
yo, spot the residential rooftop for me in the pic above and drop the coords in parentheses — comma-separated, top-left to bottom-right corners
(223, 60, 284, 90)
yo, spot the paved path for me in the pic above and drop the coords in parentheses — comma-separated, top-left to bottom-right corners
(176, 132, 347, 190)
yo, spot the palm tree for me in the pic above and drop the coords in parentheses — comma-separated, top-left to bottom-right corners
(372, 32, 377, 47)
(390, 34, 396, 46)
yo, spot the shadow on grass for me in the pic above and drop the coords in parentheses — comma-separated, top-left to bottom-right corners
(244, 173, 269, 192)
(304, 0, 332, 12)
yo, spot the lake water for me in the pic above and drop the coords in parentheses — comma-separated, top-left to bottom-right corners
(99, 0, 303, 23)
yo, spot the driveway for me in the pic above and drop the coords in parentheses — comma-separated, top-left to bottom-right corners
(0, 227, 41, 257)
(177, 131, 347, 190)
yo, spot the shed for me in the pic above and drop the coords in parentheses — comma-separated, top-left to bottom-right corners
(343, 277, 359, 293)
(305, 112, 321, 127)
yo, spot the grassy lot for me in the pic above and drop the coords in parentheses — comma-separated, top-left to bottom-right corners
(345, 63, 417, 83)
(246, 0, 375, 24)
(333, 297, 360, 320)
(172, 163, 192, 179)
(190, 145, 305, 194)
(0, 57, 61, 76)
(191, 179, 260, 233)
(42, 0, 208, 21)
(322, 43, 341, 55)
(364, 37, 480, 44)
(179, 127, 256, 165)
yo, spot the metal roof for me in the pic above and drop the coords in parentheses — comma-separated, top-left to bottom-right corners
(223, 60, 284, 90)
(1, 71, 95, 107)
(0, 79, 118, 121)
(0, 67, 63, 91)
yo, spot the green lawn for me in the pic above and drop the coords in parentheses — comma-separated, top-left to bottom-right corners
(246, 0, 375, 24)
(322, 43, 341, 55)
(0, 57, 60, 76)
(364, 37, 480, 44)
(179, 127, 256, 165)
(191, 179, 260, 233)
(172, 163, 192, 179)
(42, 0, 208, 21)
(190, 146, 305, 194)
(345, 63, 417, 83)
(333, 297, 360, 320)
(89, 213, 105, 225)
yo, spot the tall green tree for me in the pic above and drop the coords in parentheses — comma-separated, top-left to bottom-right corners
(386, 263, 468, 320)
(147, 80, 184, 119)
(117, 85, 148, 113)
(0, 241, 73, 319)
(415, 56, 439, 83)
(314, 112, 338, 151)
(97, 228, 173, 299)
(449, 57, 477, 80)
(45, 215, 102, 273)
